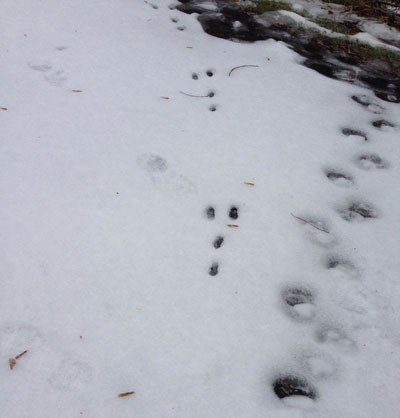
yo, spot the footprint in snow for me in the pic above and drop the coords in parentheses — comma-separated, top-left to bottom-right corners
(272, 374, 318, 407)
(341, 127, 368, 141)
(325, 169, 354, 187)
(137, 153, 196, 195)
(351, 94, 384, 114)
(292, 214, 337, 248)
(314, 324, 357, 353)
(325, 255, 358, 280)
(298, 349, 339, 380)
(372, 119, 397, 131)
(355, 153, 388, 170)
(281, 285, 316, 321)
(338, 200, 378, 222)
(28, 62, 68, 87)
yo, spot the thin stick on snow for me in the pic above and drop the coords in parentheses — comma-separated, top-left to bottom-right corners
(118, 392, 135, 398)
(179, 91, 209, 98)
(228, 65, 259, 77)
(15, 350, 28, 359)
(290, 213, 329, 234)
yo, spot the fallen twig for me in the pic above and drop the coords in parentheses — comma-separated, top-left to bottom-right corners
(290, 213, 329, 234)
(0, 107, 8, 111)
(15, 350, 28, 360)
(179, 91, 209, 98)
(160, 96, 169, 100)
(229, 64, 259, 77)
(227, 224, 239, 228)
(118, 391, 135, 398)
(244, 182, 255, 186)
(71, 90, 82, 93)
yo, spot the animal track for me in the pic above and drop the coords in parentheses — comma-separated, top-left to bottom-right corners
(351, 94, 384, 113)
(137, 153, 196, 195)
(372, 119, 396, 130)
(209, 262, 219, 276)
(206, 206, 215, 219)
(28, 62, 68, 87)
(272, 375, 317, 401)
(326, 255, 357, 279)
(341, 128, 367, 141)
(188, 69, 219, 110)
(229, 206, 238, 220)
(338, 201, 377, 221)
(315, 325, 356, 352)
(325, 170, 354, 187)
(356, 153, 388, 170)
(282, 286, 316, 321)
(213, 236, 224, 249)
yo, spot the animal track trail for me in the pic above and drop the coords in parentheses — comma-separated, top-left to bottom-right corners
(351, 94, 384, 114)
(204, 205, 240, 275)
(182, 69, 218, 112)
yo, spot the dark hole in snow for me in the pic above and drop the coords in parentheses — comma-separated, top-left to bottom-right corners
(339, 201, 377, 221)
(151, 3, 158, 9)
(342, 128, 367, 141)
(209, 262, 219, 276)
(171, 17, 179, 23)
(206, 206, 215, 219)
(213, 236, 224, 249)
(229, 206, 238, 220)
(283, 288, 313, 307)
(192, 73, 199, 80)
(209, 105, 217, 112)
(372, 119, 395, 129)
(206, 70, 214, 77)
(208, 91, 215, 98)
(273, 376, 317, 400)
(177, 25, 186, 31)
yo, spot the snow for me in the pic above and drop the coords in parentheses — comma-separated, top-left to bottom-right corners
(1, 0, 400, 417)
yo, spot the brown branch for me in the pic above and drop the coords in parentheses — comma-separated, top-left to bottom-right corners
(15, 350, 28, 359)
(229, 64, 259, 77)
(118, 391, 135, 398)
(290, 213, 329, 234)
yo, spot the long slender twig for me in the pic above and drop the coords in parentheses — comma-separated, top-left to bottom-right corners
(179, 91, 209, 98)
(229, 64, 259, 77)
(290, 213, 329, 234)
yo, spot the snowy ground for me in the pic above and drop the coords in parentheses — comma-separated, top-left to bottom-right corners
(1, 0, 400, 417)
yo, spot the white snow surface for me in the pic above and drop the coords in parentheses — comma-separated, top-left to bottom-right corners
(1, 0, 400, 417)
